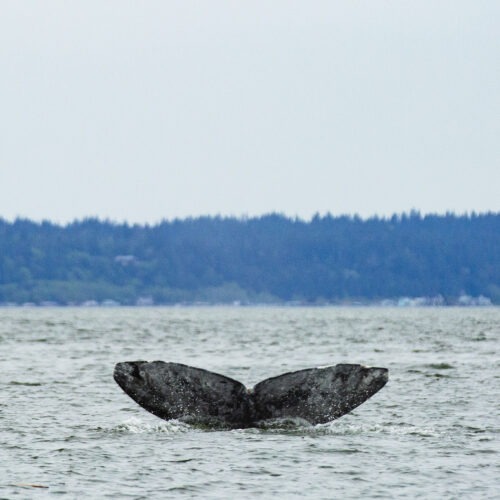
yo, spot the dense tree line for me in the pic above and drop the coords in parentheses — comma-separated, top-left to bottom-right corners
(0, 212, 498, 304)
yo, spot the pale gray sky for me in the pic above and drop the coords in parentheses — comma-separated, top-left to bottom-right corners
(1, 1, 498, 223)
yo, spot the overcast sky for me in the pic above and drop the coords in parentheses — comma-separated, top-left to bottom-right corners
(1, 1, 498, 223)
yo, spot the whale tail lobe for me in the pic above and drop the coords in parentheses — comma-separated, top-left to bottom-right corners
(252, 364, 388, 424)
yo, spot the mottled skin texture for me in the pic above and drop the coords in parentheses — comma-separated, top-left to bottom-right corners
(114, 361, 251, 428)
(252, 364, 388, 424)
(114, 361, 388, 428)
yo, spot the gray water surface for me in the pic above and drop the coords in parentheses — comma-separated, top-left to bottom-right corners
(1, 307, 499, 498)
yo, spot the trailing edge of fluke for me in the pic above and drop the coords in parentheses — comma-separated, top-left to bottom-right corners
(114, 361, 388, 429)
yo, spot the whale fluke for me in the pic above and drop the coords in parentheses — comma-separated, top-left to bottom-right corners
(114, 361, 252, 427)
(252, 364, 389, 424)
(114, 361, 388, 428)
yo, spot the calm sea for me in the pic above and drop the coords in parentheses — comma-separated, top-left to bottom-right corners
(1, 307, 499, 498)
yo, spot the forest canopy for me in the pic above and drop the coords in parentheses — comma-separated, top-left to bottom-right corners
(0, 212, 499, 305)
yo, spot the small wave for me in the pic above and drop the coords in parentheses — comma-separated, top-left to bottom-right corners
(426, 363, 455, 370)
(255, 417, 313, 430)
(325, 422, 441, 438)
(12, 484, 49, 489)
(231, 420, 326, 436)
(472, 334, 487, 341)
(224, 417, 444, 437)
(425, 373, 453, 379)
(253, 421, 442, 438)
(104, 417, 192, 434)
(8, 381, 43, 386)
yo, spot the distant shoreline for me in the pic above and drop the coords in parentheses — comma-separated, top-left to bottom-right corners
(0, 296, 499, 309)
(1, 214, 499, 305)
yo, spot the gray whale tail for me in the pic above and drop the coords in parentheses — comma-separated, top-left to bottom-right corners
(114, 361, 388, 429)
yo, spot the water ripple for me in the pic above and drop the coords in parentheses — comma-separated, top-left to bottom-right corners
(0, 306, 498, 499)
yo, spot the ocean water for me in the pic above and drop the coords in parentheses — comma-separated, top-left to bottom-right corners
(1, 307, 499, 499)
